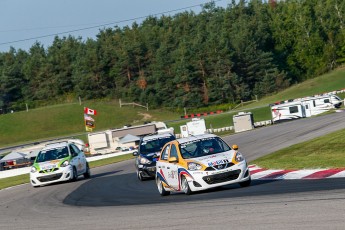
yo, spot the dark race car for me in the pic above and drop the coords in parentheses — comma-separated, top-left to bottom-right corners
(134, 133, 175, 181)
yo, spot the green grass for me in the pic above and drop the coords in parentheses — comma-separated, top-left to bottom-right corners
(0, 100, 180, 147)
(0, 153, 135, 190)
(0, 174, 29, 190)
(251, 128, 345, 169)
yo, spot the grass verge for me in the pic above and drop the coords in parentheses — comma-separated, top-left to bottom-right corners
(251, 128, 345, 169)
(0, 153, 135, 190)
(0, 174, 29, 190)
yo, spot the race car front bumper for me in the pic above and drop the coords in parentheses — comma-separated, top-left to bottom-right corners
(137, 163, 156, 178)
(186, 161, 250, 192)
(30, 165, 74, 187)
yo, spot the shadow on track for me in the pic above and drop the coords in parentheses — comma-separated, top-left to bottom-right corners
(91, 170, 123, 179)
(63, 172, 345, 207)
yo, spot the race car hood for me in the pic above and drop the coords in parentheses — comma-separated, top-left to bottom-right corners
(141, 151, 160, 161)
(35, 160, 62, 171)
(192, 150, 236, 167)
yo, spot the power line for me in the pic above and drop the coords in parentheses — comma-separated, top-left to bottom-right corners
(0, 0, 225, 47)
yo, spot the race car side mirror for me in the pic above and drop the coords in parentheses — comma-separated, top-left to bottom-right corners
(168, 157, 178, 163)
(232, 144, 239, 150)
(132, 151, 139, 156)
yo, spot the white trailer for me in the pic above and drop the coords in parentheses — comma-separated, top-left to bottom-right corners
(87, 122, 172, 155)
(233, 112, 254, 133)
(270, 93, 342, 123)
(180, 118, 207, 137)
(87, 130, 113, 155)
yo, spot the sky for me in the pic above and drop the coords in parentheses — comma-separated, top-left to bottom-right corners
(0, 0, 229, 52)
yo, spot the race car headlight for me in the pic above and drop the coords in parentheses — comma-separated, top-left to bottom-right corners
(235, 152, 244, 162)
(60, 160, 70, 167)
(188, 162, 202, 171)
(139, 157, 151, 164)
(30, 166, 37, 173)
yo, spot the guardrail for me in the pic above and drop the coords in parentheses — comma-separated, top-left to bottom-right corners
(0, 150, 135, 179)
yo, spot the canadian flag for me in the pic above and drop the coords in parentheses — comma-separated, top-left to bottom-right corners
(84, 107, 97, 115)
(84, 114, 95, 121)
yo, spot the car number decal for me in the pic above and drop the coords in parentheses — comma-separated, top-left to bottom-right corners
(168, 170, 178, 179)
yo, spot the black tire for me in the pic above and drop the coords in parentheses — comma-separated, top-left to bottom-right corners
(71, 167, 78, 182)
(156, 177, 170, 196)
(83, 163, 91, 179)
(181, 176, 192, 195)
(239, 177, 251, 187)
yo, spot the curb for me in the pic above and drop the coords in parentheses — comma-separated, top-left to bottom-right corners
(249, 165, 345, 180)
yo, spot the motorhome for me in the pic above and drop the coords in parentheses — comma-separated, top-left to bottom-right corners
(87, 122, 173, 155)
(270, 93, 342, 123)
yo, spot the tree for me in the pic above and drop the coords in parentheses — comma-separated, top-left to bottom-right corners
(0, 48, 28, 110)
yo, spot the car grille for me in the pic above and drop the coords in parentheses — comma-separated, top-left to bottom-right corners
(203, 169, 241, 184)
(39, 168, 59, 173)
(204, 162, 234, 171)
(37, 173, 63, 182)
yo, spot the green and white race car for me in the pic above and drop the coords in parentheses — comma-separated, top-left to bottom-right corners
(30, 141, 90, 187)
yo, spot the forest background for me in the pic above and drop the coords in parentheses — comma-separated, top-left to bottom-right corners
(1, 0, 345, 113)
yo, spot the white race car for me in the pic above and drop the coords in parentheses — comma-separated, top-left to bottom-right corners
(155, 134, 251, 195)
(30, 141, 90, 187)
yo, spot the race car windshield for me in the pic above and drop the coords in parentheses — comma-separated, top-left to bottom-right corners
(139, 136, 175, 155)
(36, 147, 70, 163)
(179, 137, 231, 159)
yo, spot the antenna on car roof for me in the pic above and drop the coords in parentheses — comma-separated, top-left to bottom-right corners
(45, 141, 68, 146)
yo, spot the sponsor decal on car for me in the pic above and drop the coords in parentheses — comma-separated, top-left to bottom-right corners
(207, 159, 231, 167)
(39, 161, 60, 170)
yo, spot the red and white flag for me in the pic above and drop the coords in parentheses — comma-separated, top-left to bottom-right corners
(84, 107, 97, 115)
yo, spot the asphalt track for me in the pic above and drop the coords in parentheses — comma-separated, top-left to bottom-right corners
(1, 112, 345, 229)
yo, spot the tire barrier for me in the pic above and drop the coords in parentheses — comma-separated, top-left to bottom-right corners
(180, 110, 223, 119)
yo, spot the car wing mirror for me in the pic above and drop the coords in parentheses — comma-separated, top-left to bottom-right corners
(168, 157, 178, 163)
(232, 144, 239, 150)
(132, 151, 139, 156)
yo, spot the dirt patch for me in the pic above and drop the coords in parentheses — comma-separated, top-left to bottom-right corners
(132, 112, 154, 124)
(137, 112, 153, 121)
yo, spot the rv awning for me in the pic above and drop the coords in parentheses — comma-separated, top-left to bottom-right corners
(0, 151, 26, 163)
(119, 134, 140, 144)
